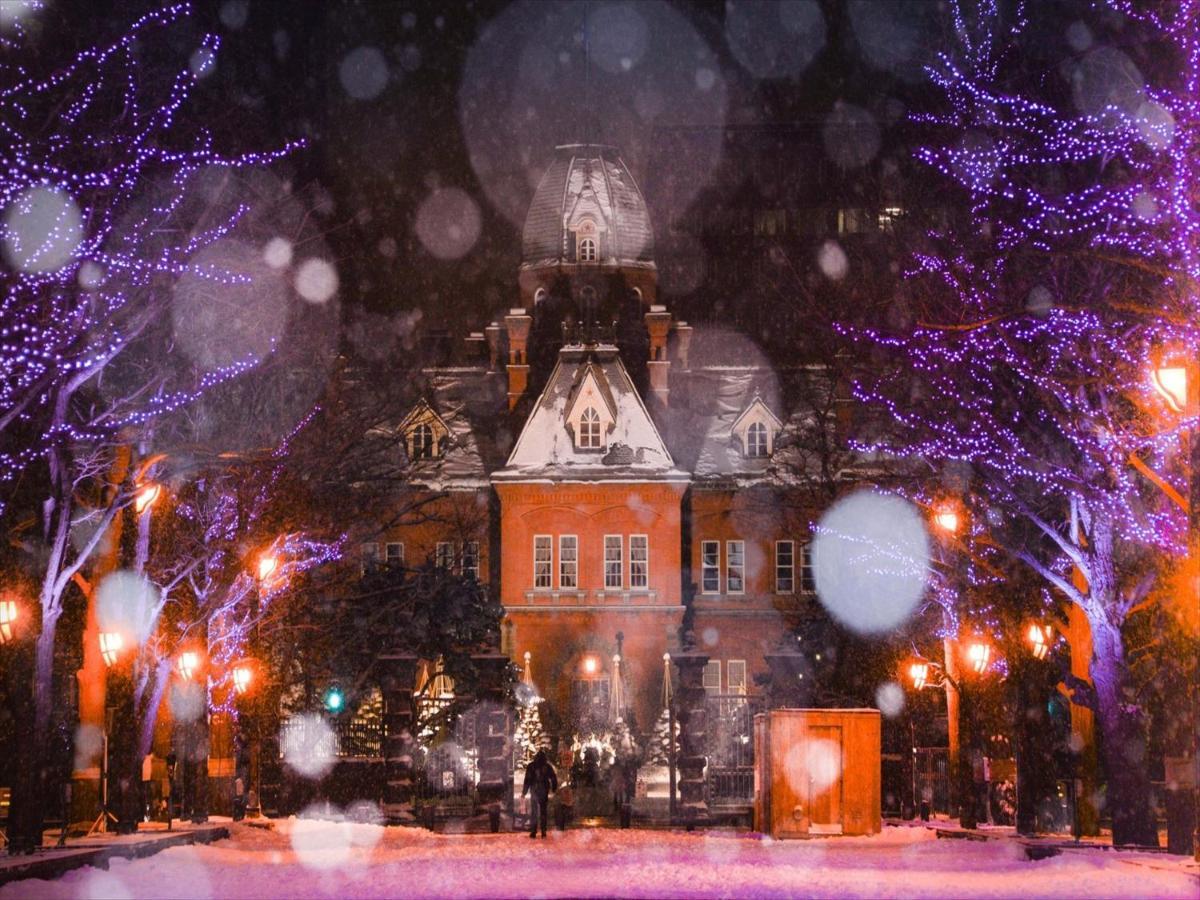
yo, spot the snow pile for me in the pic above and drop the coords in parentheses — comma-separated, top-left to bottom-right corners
(5, 820, 1197, 900)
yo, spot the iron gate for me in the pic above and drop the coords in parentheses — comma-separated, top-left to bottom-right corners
(704, 694, 762, 807)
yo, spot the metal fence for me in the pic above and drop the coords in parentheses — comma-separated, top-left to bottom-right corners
(278, 714, 383, 761)
(704, 694, 763, 806)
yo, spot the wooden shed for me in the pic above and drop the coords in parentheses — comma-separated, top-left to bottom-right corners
(753, 708, 881, 838)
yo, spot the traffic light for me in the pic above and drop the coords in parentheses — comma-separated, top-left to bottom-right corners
(323, 686, 345, 713)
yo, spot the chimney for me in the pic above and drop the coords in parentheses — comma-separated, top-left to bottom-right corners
(673, 321, 694, 371)
(505, 308, 532, 410)
(484, 321, 502, 371)
(645, 304, 672, 407)
(464, 331, 486, 364)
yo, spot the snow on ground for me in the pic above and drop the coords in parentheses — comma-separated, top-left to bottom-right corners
(3, 821, 1197, 900)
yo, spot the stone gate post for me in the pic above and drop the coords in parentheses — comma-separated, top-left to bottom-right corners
(380, 653, 419, 825)
(672, 652, 710, 827)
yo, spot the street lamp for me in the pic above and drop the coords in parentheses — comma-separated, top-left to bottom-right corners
(1027, 623, 1053, 661)
(134, 482, 161, 514)
(0, 598, 18, 644)
(1152, 364, 1188, 414)
(582, 655, 598, 675)
(232, 662, 253, 696)
(965, 638, 992, 675)
(257, 553, 279, 583)
(177, 650, 200, 681)
(933, 502, 961, 535)
(99, 632, 123, 667)
(907, 658, 930, 691)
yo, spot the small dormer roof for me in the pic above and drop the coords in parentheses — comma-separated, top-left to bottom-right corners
(730, 394, 783, 435)
(565, 363, 618, 425)
(397, 398, 450, 436)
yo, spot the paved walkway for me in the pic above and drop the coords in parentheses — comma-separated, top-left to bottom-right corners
(0, 820, 230, 886)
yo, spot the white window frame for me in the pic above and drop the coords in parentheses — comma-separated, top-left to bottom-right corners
(775, 540, 794, 594)
(746, 422, 768, 458)
(579, 236, 597, 262)
(436, 541, 454, 571)
(385, 542, 405, 567)
(700, 540, 720, 594)
(534, 535, 553, 590)
(559, 535, 578, 589)
(579, 406, 602, 449)
(360, 542, 380, 575)
(726, 540, 745, 595)
(462, 541, 479, 581)
(702, 660, 721, 695)
(728, 659, 747, 695)
(630, 535, 648, 590)
(604, 535, 623, 590)
(412, 423, 435, 459)
(801, 540, 815, 594)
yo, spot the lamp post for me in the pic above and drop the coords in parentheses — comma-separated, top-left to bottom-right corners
(0, 597, 18, 645)
(1151, 357, 1200, 859)
(930, 500, 968, 826)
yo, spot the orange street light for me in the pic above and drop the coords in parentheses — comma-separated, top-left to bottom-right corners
(232, 662, 253, 696)
(582, 655, 598, 675)
(257, 553, 279, 583)
(1028, 623, 1053, 660)
(99, 632, 123, 667)
(178, 650, 201, 681)
(933, 504, 960, 534)
(0, 598, 17, 644)
(1152, 364, 1188, 414)
(134, 483, 162, 514)
(907, 658, 930, 690)
(965, 638, 992, 675)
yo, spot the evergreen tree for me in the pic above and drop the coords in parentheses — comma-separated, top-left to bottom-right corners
(514, 697, 549, 766)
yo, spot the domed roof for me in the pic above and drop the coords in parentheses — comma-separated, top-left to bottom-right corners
(521, 144, 655, 269)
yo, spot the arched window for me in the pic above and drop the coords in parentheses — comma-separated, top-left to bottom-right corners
(412, 423, 435, 459)
(579, 407, 602, 449)
(534, 287, 547, 306)
(746, 422, 768, 458)
(579, 237, 597, 262)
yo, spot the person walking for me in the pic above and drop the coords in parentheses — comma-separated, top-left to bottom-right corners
(522, 749, 558, 838)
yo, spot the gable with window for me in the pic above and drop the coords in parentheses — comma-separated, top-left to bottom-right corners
(730, 396, 783, 459)
(398, 400, 450, 461)
(565, 365, 617, 452)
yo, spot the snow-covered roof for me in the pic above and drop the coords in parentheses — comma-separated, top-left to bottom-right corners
(400, 368, 505, 490)
(495, 344, 688, 483)
(521, 144, 656, 269)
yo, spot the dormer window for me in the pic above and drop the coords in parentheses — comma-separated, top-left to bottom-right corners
(579, 407, 602, 448)
(730, 395, 784, 460)
(579, 238, 597, 262)
(399, 399, 451, 462)
(746, 422, 768, 458)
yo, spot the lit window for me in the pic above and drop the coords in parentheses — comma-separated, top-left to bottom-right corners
(702, 660, 721, 695)
(800, 541, 815, 593)
(630, 535, 648, 589)
(436, 542, 454, 571)
(579, 407, 602, 449)
(360, 542, 380, 575)
(775, 540, 794, 594)
(701, 541, 720, 593)
(560, 536, 578, 589)
(728, 660, 747, 695)
(746, 422, 768, 458)
(412, 423, 435, 459)
(726, 540, 745, 594)
(534, 536, 552, 589)
(878, 206, 905, 231)
(385, 542, 405, 567)
(534, 287, 547, 306)
(604, 535, 623, 589)
(579, 237, 597, 262)
(463, 542, 479, 581)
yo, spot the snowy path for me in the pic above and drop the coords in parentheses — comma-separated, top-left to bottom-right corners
(2, 820, 1197, 899)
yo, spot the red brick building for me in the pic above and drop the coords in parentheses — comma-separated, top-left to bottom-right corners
(365, 144, 823, 737)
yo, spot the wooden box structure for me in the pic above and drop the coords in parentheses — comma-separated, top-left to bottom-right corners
(753, 709, 881, 838)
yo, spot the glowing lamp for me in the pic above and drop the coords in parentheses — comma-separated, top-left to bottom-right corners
(324, 686, 345, 712)
(134, 483, 161, 513)
(966, 639, 991, 674)
(99, 632, 123, 667)
(0, 599, 17, 644)
(582, 656, 598, 675)
(232, 663, 253, 695)
(1028, 623, 1052, 661)
(933, 505, 960, 534)
(908, 659, 929, 690)
(257, 554, 279, 582)
(1152, 365, 1188, 413)
(178, 650, 200, 681)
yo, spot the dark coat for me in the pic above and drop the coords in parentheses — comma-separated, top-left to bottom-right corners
(522, 752, 558, 801)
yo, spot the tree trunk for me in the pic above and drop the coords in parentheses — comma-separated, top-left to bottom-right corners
(1089, 614, 1159, 846)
